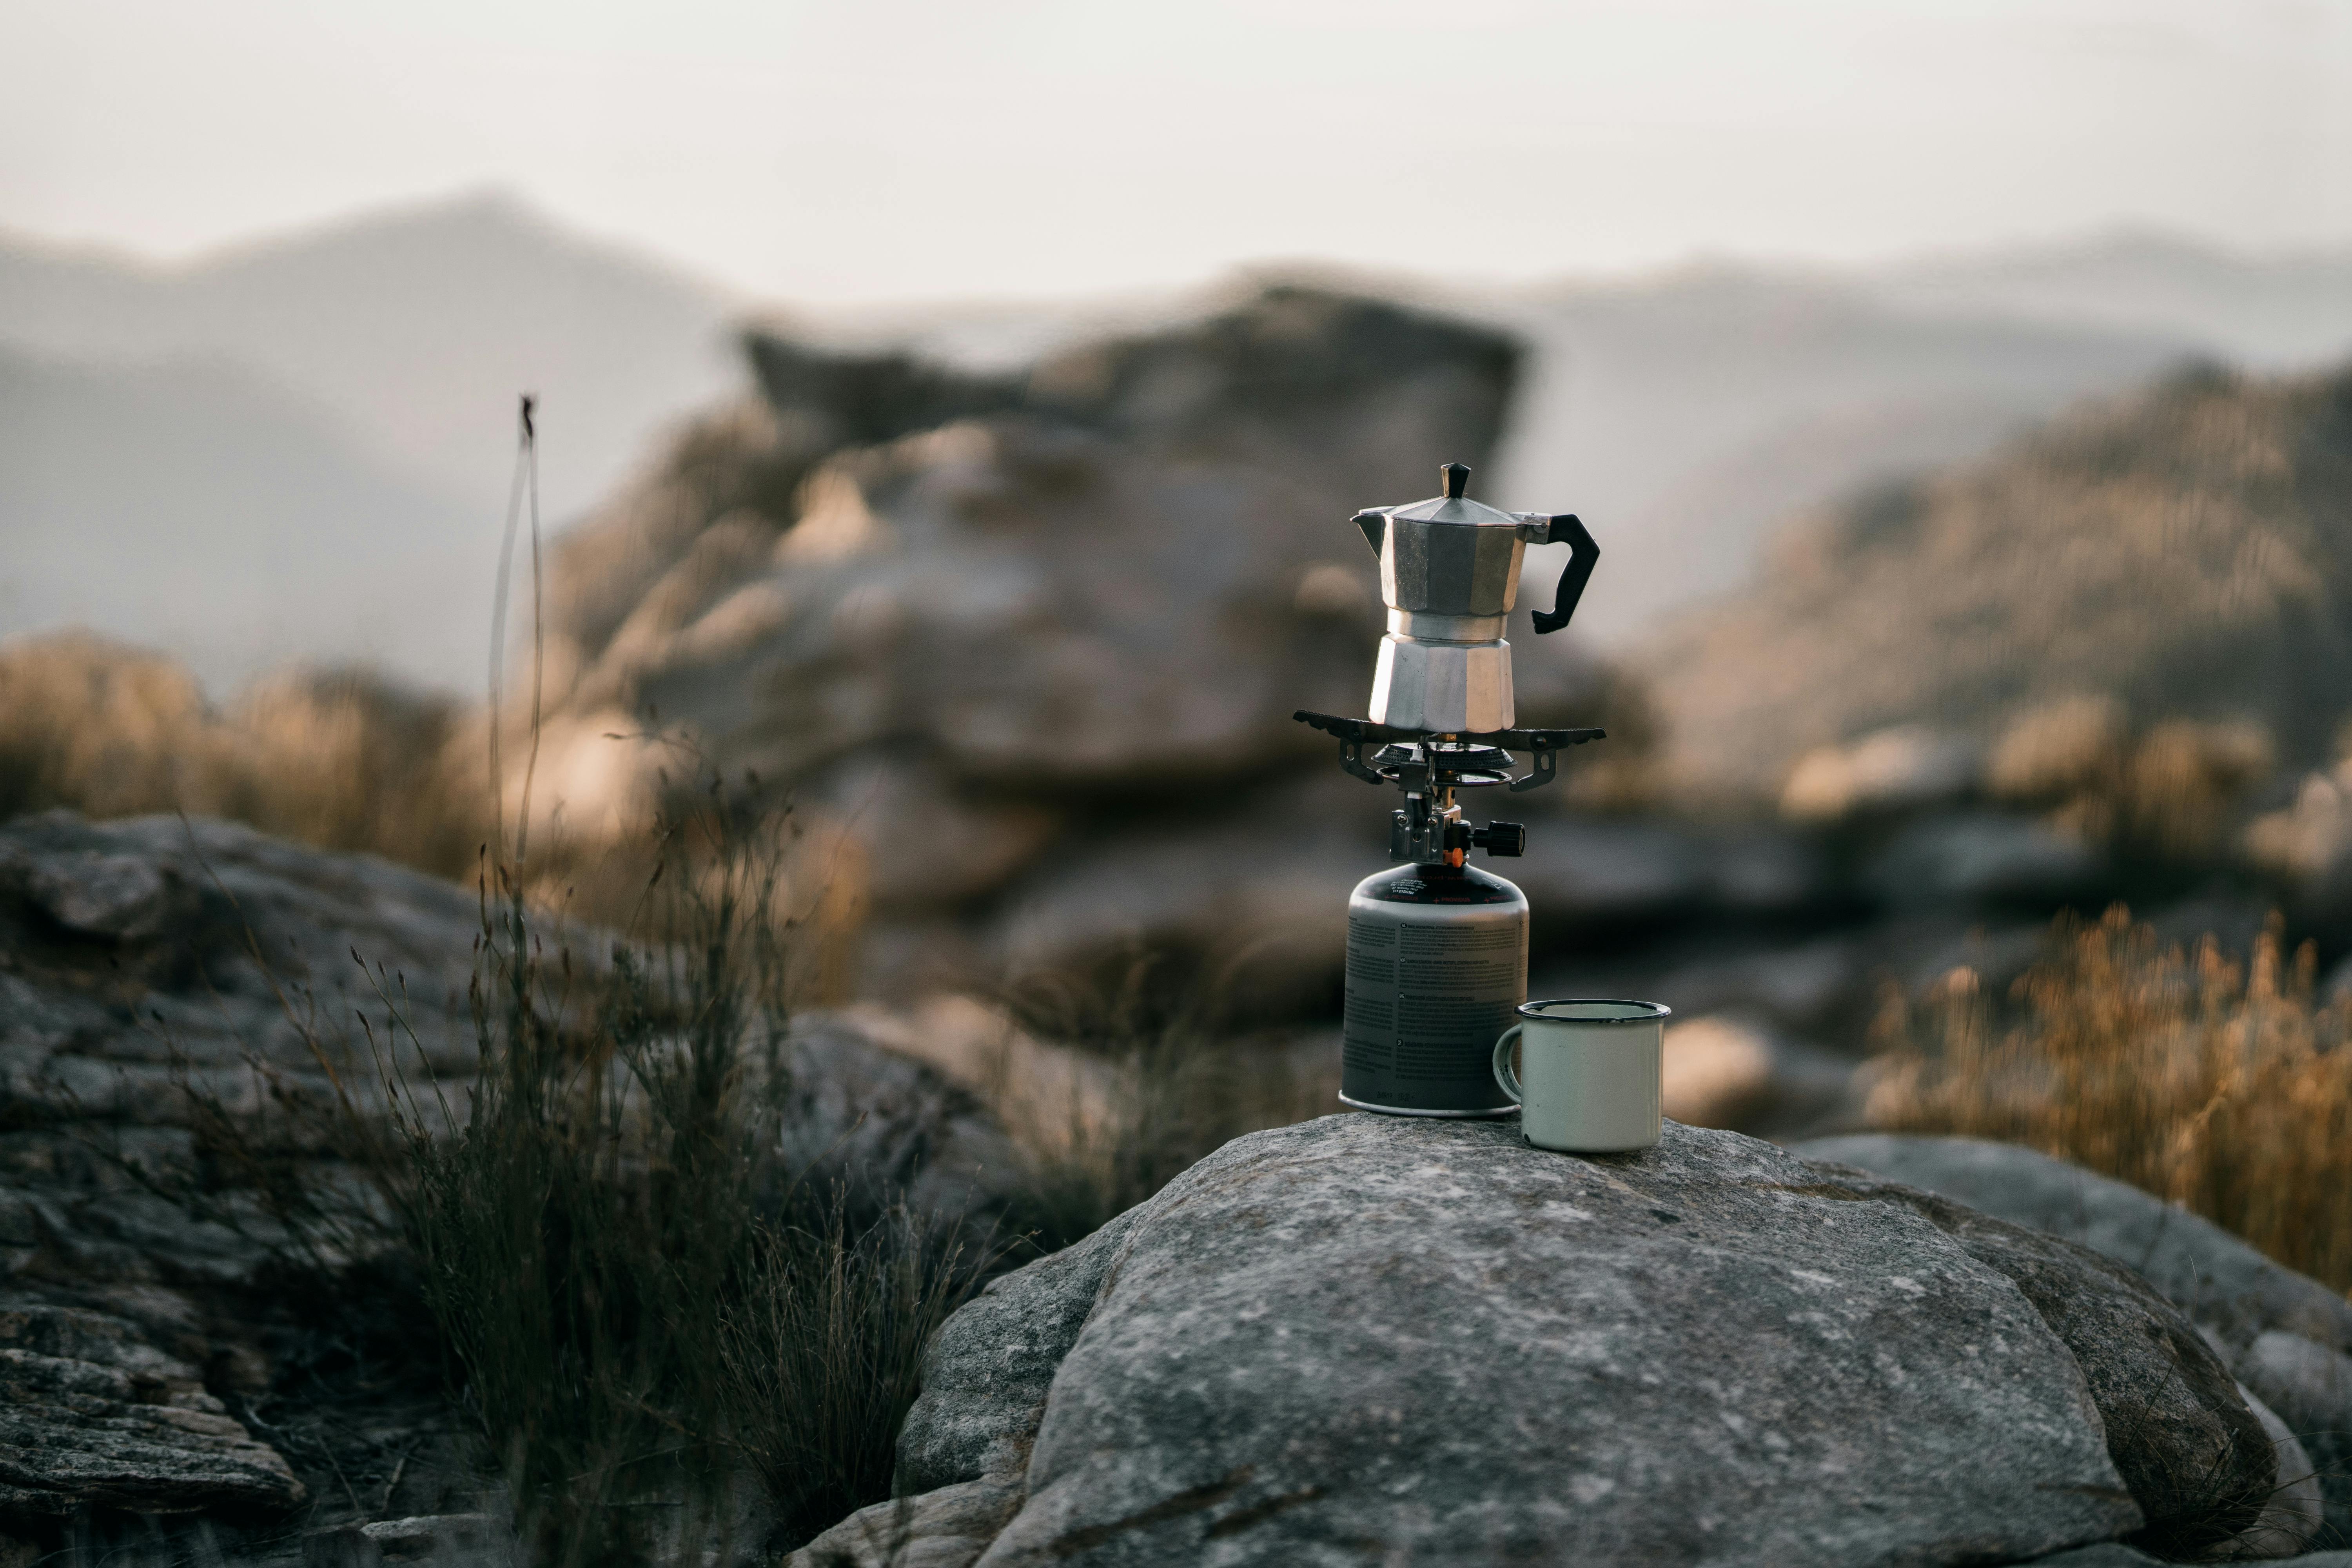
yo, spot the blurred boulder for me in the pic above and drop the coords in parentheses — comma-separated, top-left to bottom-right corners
(978, 771, 1379, 1014)
(521, 286, 1652, 1009)
(1695, 824, 1828, 914)
(799, 749, 1060, 916)
(1780, 725, 1980, 821)
(1507, 813, 1709, 930)
(777, 1011, 1033, 1225)
(1660, 1013, 1858, 1136)
(1644, 936, 1867, 1034)
(1988, 695, 2133, 805)
(2247, 760, 2352, 917)
(829, 996, 1119, 1159)
(544, 285, 1533, 788)
(1862, 811, 2105, 909)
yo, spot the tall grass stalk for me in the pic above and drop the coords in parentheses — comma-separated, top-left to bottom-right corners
(1869, 906, 2352, 1290)
(367, 776, 997, 1560)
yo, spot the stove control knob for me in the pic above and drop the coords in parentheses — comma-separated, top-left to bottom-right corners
(1471, 821, 1526, 858)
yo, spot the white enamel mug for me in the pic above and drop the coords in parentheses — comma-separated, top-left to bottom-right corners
(1492, 999, 1670, 1152)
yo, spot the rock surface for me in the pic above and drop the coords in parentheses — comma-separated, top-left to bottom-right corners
(1800, 1134, 2352, 1551)
(0, 808, 483, 1308)
(782, 1477, 1022, 1568)
(1790, 1136, 2352, 1356)
(778, 1011, 1034, 1225)
(0, 810, 1034, 1550)
(2233, 1385, 2327, 1560)
(0, 1301, 301, 1516)
(306, 1512, 512, 1567)
(1790, 1153, 2283, 1557)
(881, 1115, 2283, 1566)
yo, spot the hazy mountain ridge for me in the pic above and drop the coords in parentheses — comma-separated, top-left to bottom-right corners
(1639, 359, 2352, 800)
(6, 196, 2351, 695)
(1869, 227, 2352, 371)
(0, 343, 491, 692)
(0, 191, 741, 517)
(1485, 271, 2202, 641)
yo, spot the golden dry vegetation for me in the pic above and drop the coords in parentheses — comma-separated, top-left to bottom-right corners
(1869, 906, 2352, 1290)
(0, 631, 482, 875)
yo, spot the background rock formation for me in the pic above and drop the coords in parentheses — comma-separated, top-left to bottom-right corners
(524, 286, 1631, 1011)
(1642, 363, 2352, 802)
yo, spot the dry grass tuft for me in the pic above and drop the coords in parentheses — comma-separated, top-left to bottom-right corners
(0, 632, 482, 877)
(1868, 906, 2352, 1289)
(364, 789, 991, 1563)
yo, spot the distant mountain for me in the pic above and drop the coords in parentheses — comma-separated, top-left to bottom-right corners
(1870, 229, 2352, 372)
(0, 191, 741, 520)
(1637, 361, 2352, 799)
(0, 345, 491, 694)
(1481, 270, 2197, 642)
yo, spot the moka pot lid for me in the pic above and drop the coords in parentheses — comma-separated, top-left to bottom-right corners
(1379, 462, 1524, 530)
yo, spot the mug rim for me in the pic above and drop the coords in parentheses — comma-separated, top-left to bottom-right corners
(1515, 998, 1672, 1024)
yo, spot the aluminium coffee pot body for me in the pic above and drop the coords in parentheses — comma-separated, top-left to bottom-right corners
(1352, 463, 1599, 734)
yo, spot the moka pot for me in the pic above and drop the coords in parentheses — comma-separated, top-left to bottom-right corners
(1352, 463, 1597, 735)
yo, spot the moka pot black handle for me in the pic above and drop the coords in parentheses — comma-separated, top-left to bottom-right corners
(1530, 514, 1599, 635)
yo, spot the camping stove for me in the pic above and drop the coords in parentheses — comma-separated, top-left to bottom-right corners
(1296, 463, 1603, 1117)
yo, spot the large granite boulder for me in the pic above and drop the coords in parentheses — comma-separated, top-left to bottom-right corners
(1800, 1133, 2352, 1549)
(864, 1116, 2285, 1567)
(523, 288, 1641, 1007)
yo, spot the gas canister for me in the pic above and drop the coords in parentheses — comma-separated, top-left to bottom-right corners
(1340, 860, 1527, 1116)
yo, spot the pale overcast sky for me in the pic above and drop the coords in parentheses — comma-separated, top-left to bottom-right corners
(2, 0, 2347, 304)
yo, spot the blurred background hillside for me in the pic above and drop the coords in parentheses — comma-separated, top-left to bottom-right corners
(7, 0, 2352, 1128)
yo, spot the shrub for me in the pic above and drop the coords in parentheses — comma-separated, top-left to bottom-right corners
(0, 632, 483, 877)
(0, 632, 223, 820)
(376, 793, 986, 1562)
(1867, 906, 2352, 1290)
(717, 1199, 977, 1542)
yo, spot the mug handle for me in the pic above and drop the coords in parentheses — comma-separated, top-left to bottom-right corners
(1492, 1025, 1524, 1103)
